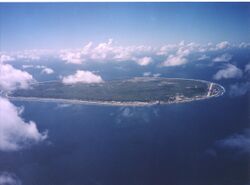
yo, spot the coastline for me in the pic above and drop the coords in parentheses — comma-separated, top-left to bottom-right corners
(7, 90, 225, 107)
(5, 77, 226, 107)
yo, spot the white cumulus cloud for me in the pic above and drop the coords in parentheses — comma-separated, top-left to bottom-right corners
(160, 42, 197, 67)
(213, 64, 243, 80)
(161, 54, 187, 67)
(135, 57, 152, 66)
(59, 50, 84, 64)
(213, 53, 232, 62)
(0, 97, 47, 151)
(41, 67, 54, 75)
(0, 64, 34, 91)
(62, 70, 103, 84)
(215, 41, 231, 50)
(59, 39, 156, 64)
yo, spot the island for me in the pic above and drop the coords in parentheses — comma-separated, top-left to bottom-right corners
(8, 77, 225, 106)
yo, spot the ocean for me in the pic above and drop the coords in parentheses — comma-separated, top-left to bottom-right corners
(1, 50, 249, 185)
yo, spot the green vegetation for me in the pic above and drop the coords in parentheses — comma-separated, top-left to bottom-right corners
(10, 77, 224, 104)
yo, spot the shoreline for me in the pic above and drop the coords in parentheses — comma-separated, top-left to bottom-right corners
(7, 91, 225, 107)
(5, 77, 226, 107)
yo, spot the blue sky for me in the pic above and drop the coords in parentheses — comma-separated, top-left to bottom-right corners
(0, 3, 249, 51)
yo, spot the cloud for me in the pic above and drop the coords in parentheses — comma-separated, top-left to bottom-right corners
(62, 70, 103, 84)
(21, 65, 54, 75)
(16, 51, 40, 61)
(55, 103, 72, 109)
(0, 97, 47, 151)
(229, 82, 250, 96)
(3, 40, 238, 68)
(245, 63, 250, 72)
(59, 39, 156, 64)
(153, 73, 161, 77)
(213, 53, 232, 62)
(115, 107, 149, 125)
(197, 54, 210, 61)
(213, 64, 243, 80)
(1, 40, 248, 68)
(143, 72, 151, 77)
(157, 44, 177, 56)
(216, 129, 250, 154)
(114, 107, 160, 125)
(226, 63, 250, 96)
(0, 64, 34, 91)
(0, 54, 15, 63)
(121, 107, 134, 118)
(215, 41, 231, 50)
(239, 42, 250, 48)
(135, 57, 152, 66)
(22, 64, 34, 69)
(1, 50, 54, 63)
(59, 39, 113, 64)
(41, 67, 54, 75)
(160, 41, 198, 67)
(143, 72, 161, 77)
(161, 54, 187, 67)
(59, 50, 84, 64)
(0, 172, 21, 185)
(15, 49, 54, 61)
(156, 41, 239, 57)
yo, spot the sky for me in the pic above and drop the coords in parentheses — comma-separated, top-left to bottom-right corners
(0, 2, 250, 51)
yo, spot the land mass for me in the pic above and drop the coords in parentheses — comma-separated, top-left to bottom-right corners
(8, 77, 225, 106)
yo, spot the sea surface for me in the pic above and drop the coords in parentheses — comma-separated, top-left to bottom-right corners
(1, 52, 249, 185)
(0, 89, 248, 185)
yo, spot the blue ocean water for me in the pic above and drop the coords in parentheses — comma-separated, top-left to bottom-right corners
(1, 93, 248, 185)
(1, 50, 249, 185)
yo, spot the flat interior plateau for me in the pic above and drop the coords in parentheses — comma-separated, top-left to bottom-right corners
(10, 77, 223, 103)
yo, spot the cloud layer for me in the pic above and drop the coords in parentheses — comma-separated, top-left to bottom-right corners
(0, 97, 47, 151)
(2, 40, 249, 69)
(59, 39, 155, 64)
(58, 39, 249, 67)
(0, 49, 54, 63)
(62, 70, 103, 84)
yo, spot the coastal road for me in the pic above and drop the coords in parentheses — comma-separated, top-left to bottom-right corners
(207, 83, 213, 97)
